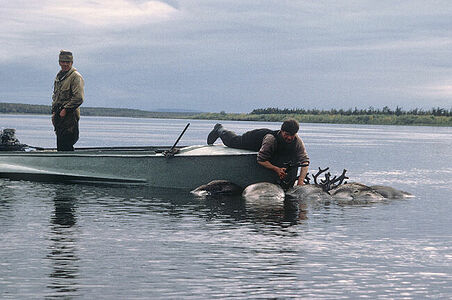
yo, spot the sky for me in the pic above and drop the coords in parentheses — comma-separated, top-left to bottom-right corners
(1, 0, 452, 113)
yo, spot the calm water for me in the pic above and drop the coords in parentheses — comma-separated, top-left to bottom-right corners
(1, 114, 452, 299)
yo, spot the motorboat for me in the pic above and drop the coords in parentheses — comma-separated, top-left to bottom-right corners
(0, 144, 276, 189)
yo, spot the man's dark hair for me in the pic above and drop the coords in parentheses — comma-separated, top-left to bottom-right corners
(281, 119, 299, 135)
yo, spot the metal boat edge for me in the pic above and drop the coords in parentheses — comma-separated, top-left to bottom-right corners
(0, 145, 277, 189)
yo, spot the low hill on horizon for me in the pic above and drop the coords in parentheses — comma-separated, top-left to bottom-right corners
(0, 102, 200, 118)
(1, 102, 451, 126)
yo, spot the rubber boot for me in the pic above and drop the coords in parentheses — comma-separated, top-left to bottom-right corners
(207, 123, 224, 145)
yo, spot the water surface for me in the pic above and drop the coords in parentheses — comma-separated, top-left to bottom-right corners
(1, 114, 451, 298)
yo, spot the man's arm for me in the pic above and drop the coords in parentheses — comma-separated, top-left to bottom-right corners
(257, 134, 289, 179)
(298, 165, 309, 185)
(257, 160, 287, 180)
(295, 136, 309, 185)
(59, 73, 84, 118)
(64, 73, 84, 110)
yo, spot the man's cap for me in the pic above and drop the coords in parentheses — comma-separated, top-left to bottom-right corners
(59, 50, 73, 62)
(281, 119, 299, 135)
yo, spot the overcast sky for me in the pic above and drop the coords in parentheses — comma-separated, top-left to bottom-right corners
(1, 0, 451, 113)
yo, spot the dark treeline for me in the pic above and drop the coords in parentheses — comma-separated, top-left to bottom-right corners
(0, 102, 50, 114)
(251, 106, 452, 117)
(2, 102, 452, 126)
(0, 102, 194, 119)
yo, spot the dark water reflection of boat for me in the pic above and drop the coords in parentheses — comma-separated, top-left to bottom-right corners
(80, 183, 309, 227)
(46, 187, 80, 298)
(42, 182, 308, 229)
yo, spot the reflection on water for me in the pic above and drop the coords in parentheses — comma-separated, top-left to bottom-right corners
(46, 187, 80, 299)
(1, 171, 451, 298)
(94, 185, 309, 227)
(194, 194, 308, 226)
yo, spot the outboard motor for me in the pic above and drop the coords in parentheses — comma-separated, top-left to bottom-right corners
(0, 128, 27, 151)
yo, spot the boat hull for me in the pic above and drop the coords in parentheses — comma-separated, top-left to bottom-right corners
(0, 145, 277, 189)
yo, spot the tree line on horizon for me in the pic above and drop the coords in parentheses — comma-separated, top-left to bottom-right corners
(250, 106, 452, 117)
(2, 102, 451, 117)
(0, 102, 193, 118)
(1, 102, 451, 126)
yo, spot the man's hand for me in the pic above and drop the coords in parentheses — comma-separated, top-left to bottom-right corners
(59, 108, 66, 118)
(297, 180, 305, 186)
(297, 165, 309, 185)
(276, 167, 287, 179)
(258, 161, 288, 179)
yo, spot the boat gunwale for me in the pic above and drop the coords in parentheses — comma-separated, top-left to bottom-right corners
(0, 153, 257, 158)
(0, 145, 258, 158)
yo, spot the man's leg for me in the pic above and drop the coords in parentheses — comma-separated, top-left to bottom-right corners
(207, 123, 244, 148)
(219, 129, 243, 148)
(57, 134, 74, 151)
(56, 124, 79, 151)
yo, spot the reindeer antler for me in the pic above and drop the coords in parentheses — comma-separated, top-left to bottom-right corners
(306, 167, 349, 192)
(312, 167, 329, 185)
(328, 169, 348, 190)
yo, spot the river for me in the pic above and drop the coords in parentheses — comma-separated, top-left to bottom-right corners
(1, 114, 451, 299)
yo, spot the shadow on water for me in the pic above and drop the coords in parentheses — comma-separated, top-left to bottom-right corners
(191, 194, 308, 226)
(59, 182, 309, 228)
(46, 186, 80, 299)
(89, 184, 309, 227)
(0, 180, 15, 221)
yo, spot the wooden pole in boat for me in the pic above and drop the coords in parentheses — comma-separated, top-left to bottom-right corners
(171, 123, 190, 151)
(164, 123, 190, 157)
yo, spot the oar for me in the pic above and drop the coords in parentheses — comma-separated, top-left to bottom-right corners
(164, 123, 190, 157)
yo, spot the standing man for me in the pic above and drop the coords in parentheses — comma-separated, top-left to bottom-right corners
(207, 119, 309, 187)
(51, 50, 84, 151)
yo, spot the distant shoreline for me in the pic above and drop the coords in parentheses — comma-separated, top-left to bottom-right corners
(1, 102, 451, 127)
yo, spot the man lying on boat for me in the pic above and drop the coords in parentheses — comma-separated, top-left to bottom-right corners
(207, 119, 309, 187)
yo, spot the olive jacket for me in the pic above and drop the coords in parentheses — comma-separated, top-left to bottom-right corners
(51, 67, 84, 135)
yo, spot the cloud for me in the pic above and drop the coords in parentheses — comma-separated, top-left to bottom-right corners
(0, 0, 179, 62)
(420, 84, 452, 98)
(42, 0, 178, 27)
(1, 1, 452, 112)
